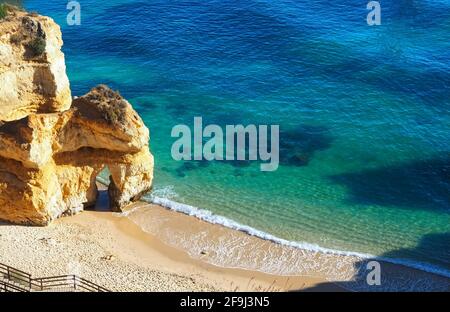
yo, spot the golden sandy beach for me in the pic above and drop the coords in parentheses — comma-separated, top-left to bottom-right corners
(1, 184, 449, 292)
(0, 188, 340, 292)
(0, 209, 339, 292)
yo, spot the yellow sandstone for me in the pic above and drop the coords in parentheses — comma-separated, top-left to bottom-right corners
(0, 8, 153, 225)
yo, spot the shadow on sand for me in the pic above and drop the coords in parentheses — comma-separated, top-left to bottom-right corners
(298, 232, 450, 292)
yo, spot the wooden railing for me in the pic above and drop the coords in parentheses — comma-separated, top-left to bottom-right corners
(33, 275, 110, 292)
(0, 263, 32, 290)
(0, 262, 110, 292)
(0, 280, 29, 292)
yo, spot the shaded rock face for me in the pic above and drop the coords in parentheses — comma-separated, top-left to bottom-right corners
(0, 9, 71, 122)
(0, 9, 154, 225)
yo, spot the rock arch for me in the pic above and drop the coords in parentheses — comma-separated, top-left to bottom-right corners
(0, 86, 154, 225)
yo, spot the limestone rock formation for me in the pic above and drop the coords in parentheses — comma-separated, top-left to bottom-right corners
(0, 7, 154, 225)
(0, 86, 154, 225)
(0, 7, 71, 122)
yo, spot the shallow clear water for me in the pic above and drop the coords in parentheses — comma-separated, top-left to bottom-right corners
(23, 0, 450, 275)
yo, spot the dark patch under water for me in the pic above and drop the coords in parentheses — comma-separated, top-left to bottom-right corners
(329, 156, 450, 213)
(279, 125, 333, 167)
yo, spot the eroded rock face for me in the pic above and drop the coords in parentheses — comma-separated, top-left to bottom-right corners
(0, 9, 71, 122)
(0, 86, 154, 225)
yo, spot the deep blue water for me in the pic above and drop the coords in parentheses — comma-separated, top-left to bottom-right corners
(22, 0, 450, 276)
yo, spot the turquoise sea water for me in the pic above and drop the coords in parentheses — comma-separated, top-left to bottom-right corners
(22, 1, 449, 276)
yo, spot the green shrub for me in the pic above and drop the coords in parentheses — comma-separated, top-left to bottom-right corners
(98, 100, 127, 125)
(83, 85, 128, 125)
(0, 4, 8, 19)
(28, 37, 46, 56)
(10, 33, 23, 45)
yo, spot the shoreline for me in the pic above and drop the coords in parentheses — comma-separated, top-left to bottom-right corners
(0, 183, 448, 291)
(97, 175, 450, 280)
(0, 200, 343, 292)
(86, 183, 355, 291)
(112, 203, 450, 292)
(73, 208, 343, 291)
(147, 191, 450, 280)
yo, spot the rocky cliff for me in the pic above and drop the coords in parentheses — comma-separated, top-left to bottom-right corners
(0, 7, 71, 122)
(0, 7, 153, 225)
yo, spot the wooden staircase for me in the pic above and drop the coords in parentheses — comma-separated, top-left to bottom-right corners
(0, 262, 110, 292)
